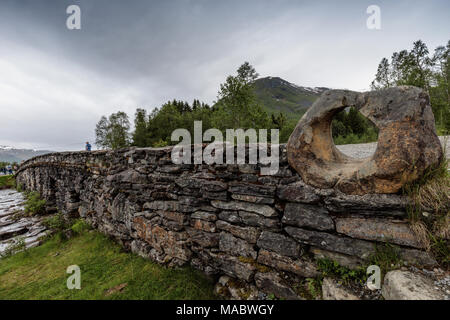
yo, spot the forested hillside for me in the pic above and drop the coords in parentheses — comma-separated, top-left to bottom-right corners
(252, 77, 328, 119)
(94, 39, 449, 149)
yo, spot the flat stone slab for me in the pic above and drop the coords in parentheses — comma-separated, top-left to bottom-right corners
(0, 190, 49, 257)
(335, 217, 421, 248)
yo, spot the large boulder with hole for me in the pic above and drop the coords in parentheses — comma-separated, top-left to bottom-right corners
(286, 86, 443, 195)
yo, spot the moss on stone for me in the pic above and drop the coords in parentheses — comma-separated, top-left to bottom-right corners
(238, 256, 271, 273)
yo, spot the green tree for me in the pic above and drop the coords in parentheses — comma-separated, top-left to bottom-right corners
(271, 112, 287, 130)
(132, 108, 148, 147)
(346, 107, 365, 135)
(431, 41, 450, 129)
(146, 102, 184, 146)
(371, 58, 392, 89)
(372, 39, 450, 132)
(95, 111, 131, 149)
(215, 62, 270, 130)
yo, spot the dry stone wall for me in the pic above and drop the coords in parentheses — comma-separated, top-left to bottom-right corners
(15, 145, 437, 299)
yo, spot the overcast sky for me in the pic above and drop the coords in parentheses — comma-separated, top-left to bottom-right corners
(0, 0, 448, 151)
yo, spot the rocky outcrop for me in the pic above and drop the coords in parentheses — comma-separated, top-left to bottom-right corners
(287, 86, 443, 195)
(382, 270, 447, 300)
(0, 189, 49, 256)
(14, 143, 439, 299)
(322, 278, 360, 300)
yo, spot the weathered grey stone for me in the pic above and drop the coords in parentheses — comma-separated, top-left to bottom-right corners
(219, 232, 257, 259)
(322, 278, 360, 300)
(256, 231, 300, 257)
(238, 164, 258, 174)
(240, 174, 259, 183)
(157, 165, 181, 173)
(287, 87, 443, 194)
(324, 193, 409, 216)
(277, 181, 320, 204)
(190, 219, 216, 232)
(186, 227, 219, 247)
(191, 211, 217, 222)
(109, 169, 148, 184)
(65, 201, 80, 213)
(175, 177, 203, 189)
(208, 251, 256, 282)
(214, 275, 259, 300)
(229, 182, 276, 197)
(239, 211, 280, 230)
(257, 249, 318, 278)
(157, 210, 188, 225)
(257, 176, 280, 185)
(133, 216, 192, 261)
(231, 194, 274, 204)
(283, 203, 334, 231)
(335, 217, 421, 248)
(285, 226, 375, 259)
(218, 210, 242, 224)
(144, 200, 179, 212)
(216, 220, 260, 244)
(201, 180, 228, 192)
(382, 270, 446, 300)
(149, 173, 177, 183)
(310, 247, 364, 269)
(254, 272, 301, 300)
(202, 191, 228, 201)
(211, 200, 277, 217)
(399, 248, 438, 267)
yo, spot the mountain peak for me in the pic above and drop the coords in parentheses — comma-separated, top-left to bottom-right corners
(0, 147, 52, 163)
(252, 76, 329, 119)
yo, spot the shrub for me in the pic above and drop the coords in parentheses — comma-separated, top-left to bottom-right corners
(368, 243, 402, 276)
(403, 145, 450, 268)
(42, 213, 67, 232)
(24, 191, 46, 215)
(317, 258, 367, 285)
(0, 175, 15, 190)
(71, 219, 91, 234)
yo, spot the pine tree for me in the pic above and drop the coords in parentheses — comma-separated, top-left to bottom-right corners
(132, 108, 148, 147)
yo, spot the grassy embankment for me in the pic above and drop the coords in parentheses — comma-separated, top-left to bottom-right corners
(0, 175, 15, 190)
(0, 212, 217, 299)
(1, 176, 215, 300)
(0, 230, 217, 299)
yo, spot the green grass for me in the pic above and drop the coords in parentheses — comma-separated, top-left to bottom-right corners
(0, 231, 217, 300)
(402, 151, 450, 268)
(316, 258, 368, 285)
(0, 175, 15, 190)
(333, 132, 379, 145)
(24, 191, 46, 215)
(367, 243, 402, 278)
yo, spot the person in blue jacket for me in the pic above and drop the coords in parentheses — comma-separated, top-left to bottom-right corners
(85, 142, 92, 151)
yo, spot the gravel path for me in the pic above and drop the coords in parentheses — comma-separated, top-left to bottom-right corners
(336, 136, 450, 159)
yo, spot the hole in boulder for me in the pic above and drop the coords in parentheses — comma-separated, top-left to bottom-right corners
(331, 107, 379, 159)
